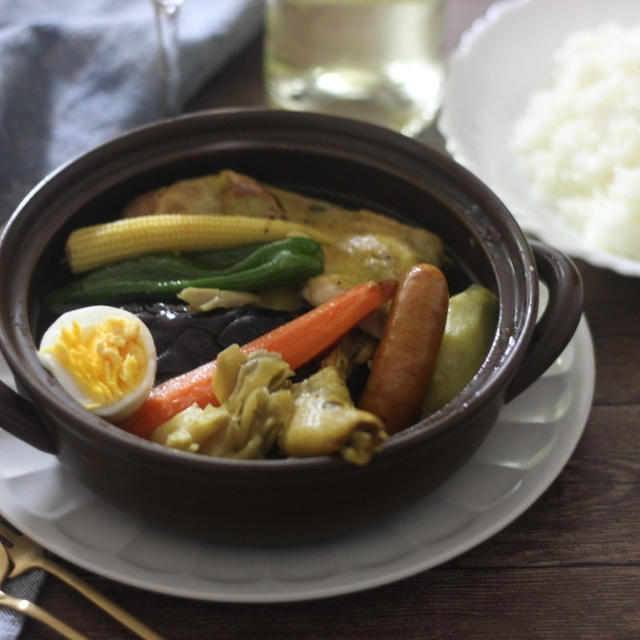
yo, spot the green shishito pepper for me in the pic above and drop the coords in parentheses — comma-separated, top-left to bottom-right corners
(44, 237, 324, 307)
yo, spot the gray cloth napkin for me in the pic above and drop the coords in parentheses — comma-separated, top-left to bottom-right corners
(0, 0, 263, 224)
(0, 568, 46, 640)
(0, 1, 262, 636)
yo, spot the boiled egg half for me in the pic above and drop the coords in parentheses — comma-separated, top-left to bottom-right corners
(38, 306, 157, 422)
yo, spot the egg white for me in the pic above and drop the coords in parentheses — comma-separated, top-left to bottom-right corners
(38, 305, 157, 422)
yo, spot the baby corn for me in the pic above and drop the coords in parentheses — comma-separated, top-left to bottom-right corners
(66, 213, 330, 273)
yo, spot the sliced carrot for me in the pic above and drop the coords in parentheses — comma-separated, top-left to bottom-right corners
(121, 279, 397, 439)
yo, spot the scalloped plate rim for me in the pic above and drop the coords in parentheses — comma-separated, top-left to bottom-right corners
(0, 317, 594, 603)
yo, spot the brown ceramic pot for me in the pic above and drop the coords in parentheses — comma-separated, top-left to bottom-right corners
(0, 109, 583, 543)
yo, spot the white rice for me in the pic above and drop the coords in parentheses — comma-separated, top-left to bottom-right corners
(511, 23, 640, 261)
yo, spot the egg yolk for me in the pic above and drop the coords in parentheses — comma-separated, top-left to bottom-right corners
(40, 317, 148, 410)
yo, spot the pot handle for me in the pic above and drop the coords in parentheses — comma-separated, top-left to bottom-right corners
(504, 239, 583, 402)
(0, 379, 58, 453)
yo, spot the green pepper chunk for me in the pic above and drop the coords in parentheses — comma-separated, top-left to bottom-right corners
(44, 237, 324, 307)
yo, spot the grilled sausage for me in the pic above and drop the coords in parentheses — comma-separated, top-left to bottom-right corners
(358, 263, 449, 434)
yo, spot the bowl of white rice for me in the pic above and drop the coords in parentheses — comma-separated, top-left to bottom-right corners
(439, 0, 640, 276)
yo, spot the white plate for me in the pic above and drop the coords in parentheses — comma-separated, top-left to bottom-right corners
(439, 0, 640, 277)
(0, 318, 594, 603)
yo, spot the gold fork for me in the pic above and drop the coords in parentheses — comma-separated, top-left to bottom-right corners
(0, 521, 165, 640)
(0, 543, 88, 639)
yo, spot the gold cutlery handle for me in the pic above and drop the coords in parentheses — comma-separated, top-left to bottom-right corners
(42, 558, 165, 640)
(0, 590, 88, 640)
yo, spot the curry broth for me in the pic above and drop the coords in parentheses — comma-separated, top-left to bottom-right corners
(33, 169, 480, 384)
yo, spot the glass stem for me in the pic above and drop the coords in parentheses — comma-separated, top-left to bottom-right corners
(153, 0, 183, 116)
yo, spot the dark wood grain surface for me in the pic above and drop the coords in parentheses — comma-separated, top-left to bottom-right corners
(20, 1, 640, 638)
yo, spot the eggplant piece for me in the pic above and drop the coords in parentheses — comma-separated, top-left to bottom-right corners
(120, 302, 301, 383)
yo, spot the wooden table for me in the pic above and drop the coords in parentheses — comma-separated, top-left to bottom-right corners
(21, 1, 640, 638)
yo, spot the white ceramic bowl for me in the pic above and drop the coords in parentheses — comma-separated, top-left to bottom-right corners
(439, 0, 640, 277)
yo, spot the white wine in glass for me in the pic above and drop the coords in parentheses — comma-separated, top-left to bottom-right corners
(151, 0, 184, 116)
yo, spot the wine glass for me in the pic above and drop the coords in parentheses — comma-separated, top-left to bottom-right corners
(151, 0, 184, 116)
